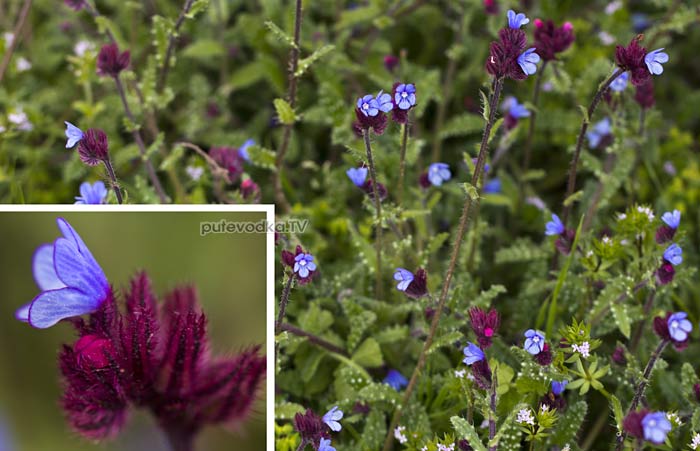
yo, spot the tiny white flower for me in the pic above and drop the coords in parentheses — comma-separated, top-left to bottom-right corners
(516, 408, 535, 426)
(16, 57, 31, 71)
(562, 445, 571, 451)
(690, 432, 700, 450)
(74, 40, 95, 57)
(572, 341, 591, 358)
(394, 426, 407, 444)
(667, 412, 682, 426)
(605, 0, 623, 14)
(454, 369, 466, 378)
(602, 236, 612, 245)
(540, 404, 550, 413)
(3, 32, 14, 46)
(617, 213, 627, 220)
(598, 31, 615, 45)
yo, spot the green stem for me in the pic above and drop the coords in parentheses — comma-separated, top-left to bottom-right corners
(102, 159, 124, 204)
(397, 121, 409, 205)
(362, 128, 384, 300)
(522, 60, 548, 174)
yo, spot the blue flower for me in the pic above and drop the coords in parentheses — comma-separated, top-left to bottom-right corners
(64, 121, 84, 148)
(384, 369, 408, 391)
(323, 406, 343, 432)
(610, 71, 629, 92)
(641, 412, 672, 444)
(661, 210, 681, 229)
(483, 178, 501, 194)
(74, 181, 108, 205)
(507, 10, 530, 29)
(586, 117, 612, 148)
(545, 213, 565, 236)
(644, 48, 669, 75)
(375, 91, 394, 113)
(357, 94, 378, 117)
(238, 138, 255, 162)
(471, 158, 490, 175)
(462, 342, 485, 365)
(663, 243, 682, 266)
(14, 218, 110, 329)
(517, 48, 540, 76)
(551, 380, 568, 395)
(394, 83, 416, 110)
(293, 253, 317, 278)
(428, 162, 451, 186)
(667, 312, 693, 342)
(502, 97, 530, 119)
(346, 167, 368, 187)
(319, 438, 336, 451)
(523, 329, 545, 355)
(393, 268, 414, 291)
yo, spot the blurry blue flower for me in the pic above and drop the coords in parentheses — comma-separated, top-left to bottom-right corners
(384, 369, 408, 391)
(357, 94, 378, 117)
(545, 213, 565, 236)
(523, 329, 545, 355)
(393, 268, 414, 291)
(65, 121, 84, 148)
(645, 48, 669, 75)
(428, 162, 451, 186)
(507, 10, 530, 29)
(294, 253, 317, 278)
(394, 83, 416, 110)
(586, 117, 612, 148)
(471, 158, 490, 175)
(375, 91, 393, 113)
(610, 71, 629, 92)
(663, 243, 682, 266)
(483, 178, 501, 194)
(238, 138, 255, 162)
(319, 438, 336, 451)
(667, 312, 693, 342)
(186, 166, 204, 181)
(661, 210, 681, 229)
(346, 167, 368, 187)
(641, 412, 672, 444)
(502, 97, 530, 119)
(323, 406, 343, 432)
(15, 218, 110, 328)
(74, 181, 108, 205)
(632, 13, 651, 32)
(517, 48, 540, 76)
(551, 380, 568, 395)
(462, 342, 485, 365)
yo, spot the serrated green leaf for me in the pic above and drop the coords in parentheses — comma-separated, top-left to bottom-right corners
(185, 0, 209, 19)
(563, 190, 583, 207)
(351, 338, 383, 368)
(264, 20, 297, 48)
(274, 98, 297, 125)
(275, 402, 305, 420)
(462, 182, 479, 200)
(295, 45, 334, 77)
(480, 90, 490, 122)
(611, 302, 631, 338)
(151, 16, 174, 65)
(451, 416, 487, 451)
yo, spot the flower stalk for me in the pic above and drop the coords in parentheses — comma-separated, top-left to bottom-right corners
(103, 158, 124, 204)
(522, 60, 548, 174)
(362, 128, 385, 300)
(397, 121, 409, 205)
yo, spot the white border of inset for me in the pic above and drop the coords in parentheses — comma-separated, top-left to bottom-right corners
(0, 204, 275, 450)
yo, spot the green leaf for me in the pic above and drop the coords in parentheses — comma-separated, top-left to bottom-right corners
(473, 285, 507, 308)
(275, 402, 305, 420)
(610, 395, 624, 431)
(246, 145, 276, 170)
(185, 0, 209, 19)
(563, 190, 583, 207)
(611, 302, 631, 338)
(439, 113, 484, 139)
(151, 16, 174, 65)
(160, 144, 184, 171)
(264, 20, 297, 48)
(480, 90, 490, 122)
(182, 39, 225, 60)
(94, 16, 125, 48)
(546, 401, 588, 446)
(451, 416, 487, 451)
(351, 338, 383, 368)
(295, 45, 335, 77)
(495, 239, 548, 264)
(578, 104, 589, 124)
(462, 182, 479, 201)
(274, 98, 297, 125)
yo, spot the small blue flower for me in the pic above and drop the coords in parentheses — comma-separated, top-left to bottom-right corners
(586, 117, 612, 148)
(551, 380, 568, 396)
(74, 181, 108, 205)
(64, 121, 84, 148)
(644, 48, 669, 75)
(346, 167, 368, 187)
(471, 158, 490, 175)
(545, 213, 565, 236)
(502, 97, 530, 119)
(610, 71, 629, 92)
(393, 268, 414, 291)
(663, 243, 682, 266)
(394, 83, 416, 110)
(238, 138, 255, 162)
(661, 210, 681, 229)
(428, 162, 451, 186)
(293, 253, 317, 278)
(641, 412, 672, 444)
(14, 218, 110, 329)
(507, 10, 530, 29)
(323, 406, 343, 432)
(357, 94, 378, 117)
(319, 438, 336, 451)
(517, 48, 540, 76)
(523, 329, 545, 355)
(462, 342, 485, 365)
(667, 312, 693, 342)
(483, 178, 501, 194)
(375, 91, 394, 113)
(384, 369, 408, 391)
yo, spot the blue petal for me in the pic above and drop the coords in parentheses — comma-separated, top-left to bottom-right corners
(32, 244, 65, 291)
(306, 262, 317, 271)
(28, 287, 102, 329)
(15, 303, 30, 322)
(54, 218, 109, 299)
(64, 121, 84, 149)
(298, 266, 309, 278)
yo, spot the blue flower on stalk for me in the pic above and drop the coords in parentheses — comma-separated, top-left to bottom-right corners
(644, 48, 669, 75)
(384, 369, 408, 391)
(502, 97, 530, 119)
(517, 48, 540, 76)
(551, 380, 568, 395)
(523, 329, 545, 355)
(375, 91, 393, 113)
(641, 412, 672, 444)
(586, 117, 612, 148)
(393, 268, 414, 291)
(319, 438, 336, 451)
(14, 218, 109, 329)
(663, 243, 682, 266)
(64, 121, 84, 148)
(294, 253, 317, 278)
(323, 406, 343, 432)
(238, 138, 255, 162)
(357, 94, 378, 117)
(74, 181, 107, 205)
(394, 84, 416, 110)
(483, 178, 501, 194)
(507, 10, 530, 29)
(346, 167, 368, 187)
(667, 312, 693, 342)
(661, 210, 681, 229)
(462, 342, 485, 365)
(545, 213, 565, 236)
(427, 162, 451, 186)
(610, 71, 629, 92)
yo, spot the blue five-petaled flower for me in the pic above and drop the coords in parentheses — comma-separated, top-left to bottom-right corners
(523, 329, 545, 355)
(503, 97, 530, 119)
(667, 312, 693, 342)
(507, 10, 530, 29)
(641, 412, 672, 444)
(64, 121, 84, 148)
(662, 210, 681, 229)
(15, 218, 110, 329)
(428, 162, 451, 186)
(586, 117, 612, 148)
(663, 243, 682, 266)
(462, 342, 485, 365)
(393, 268, 414, 291)
(610, 71, 629, 92)
(644, 48, 669, 75)
(517, 48, 540, 76)
(75, 181, 108, 205)
(551, 380, 568, 396)
(375, 91, 393, 113)
(346, 167, 368, 187)
(322, 406, 343, 432)
(357, 94, 377, 117)
(293, 253, 316, 278)
(238, 138, 255, 162)
(319, 438, 336, 451)
(384, 369, 408, 391)
(394, 83, 416, 110)
(545, 213, 565, 236)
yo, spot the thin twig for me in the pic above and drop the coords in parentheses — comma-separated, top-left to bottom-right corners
(397, 121, 409, 205)
(0, 0, 32, 85)
(175, 141, 231, 183)
(103, 159, 124, 204)
(522, 60, 548, 174)
(280, 323, 349, 357)
(363, 128, 384, 300)
(157, 0, 196, 92)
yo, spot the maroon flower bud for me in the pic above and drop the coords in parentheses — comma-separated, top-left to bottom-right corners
(468, 307, 500, 349)
(555, 229, 576, 255)
(622, 410, 649, 439)
(615, 36, 650, 86)
(293, 409, 330, 447)
(539, 392, 567, 411)
(653, 315, 671, 341)
(209, 146, 244, 184)
(419, 172, 431, 189)
(655, 224, 675, 244)
(353, 402, 371, 414)
(362, 180, 388, 202)
(404, 268, 428, 299)
(504, 113, 519, 130)
(635, 80, 655, 109)
(384, 55, 400, 72)
(77, 128, 110, 166)
(534, 343, 553, 365)
(75, 334, 115, 369)
(353, 108, 389, 136)
(206, 102, 221, 118)
(424, 306, 436, 322)
(64, 0, 85, 10)
(97, 43, 130, 77)
(241, 178, 261, 202)
(471, 359, 492, 390)
(483, 0, 499, 15)
(655, 261, 675, 285)
(533, 19, 575, 61)
(694, 383, 700, 403)
(458, 439, 474, 451)
(611, 346, 627, 365)
(486, 28, 528, 81)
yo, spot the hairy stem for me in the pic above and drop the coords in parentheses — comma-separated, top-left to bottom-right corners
(281, 323, 348, 357)
(561, 68, 625, 225)
(163, 426, 194, 451)
(397, 121, 409, 206)
(382, 77, 504, 451)
(363, 128, 384, 300)
(273, 0, 302, 213)
(522, 60, 548, 174)
(275, 275, 296, 337)
(103, 159, 124, 204)
(157, 0, 196, 93)
(488, 373, 498, 451)
(0, 0, 32, 85)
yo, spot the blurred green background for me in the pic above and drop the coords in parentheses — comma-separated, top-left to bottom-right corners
(0, 211, 268, 451)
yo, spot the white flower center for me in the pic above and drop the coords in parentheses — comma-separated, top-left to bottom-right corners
(401, 92, 408, 98)
(363, 103, 369, 110)
(671, 321, 679, 329)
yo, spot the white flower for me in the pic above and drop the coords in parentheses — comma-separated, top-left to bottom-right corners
(617, 213, 627, 220)
(186, 165, 204, 181)
(3, 32, 14, 46)
(562, 445, 571, 451)
(16, 57, 31, 71)
(598, 31, 615, 45)
(454, 369, 466, 378)
(0, 125, 6, 133)
(394, 426, 407, 444)
(421, 447, 428, 451)
(540, 404, 550, 413)
(516, 408, 535, 426)
(690, 432, 700, 450)
(7, 109, 32, 131)
(667, 412, 682, 426)
(74, 40, 94, 57)
(605, 0, 623, 14)
(572, 341, 591, 358)
(437, 445, 455, 451)
(637, 205, 655, 221)
(602, 236, 612, 245)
